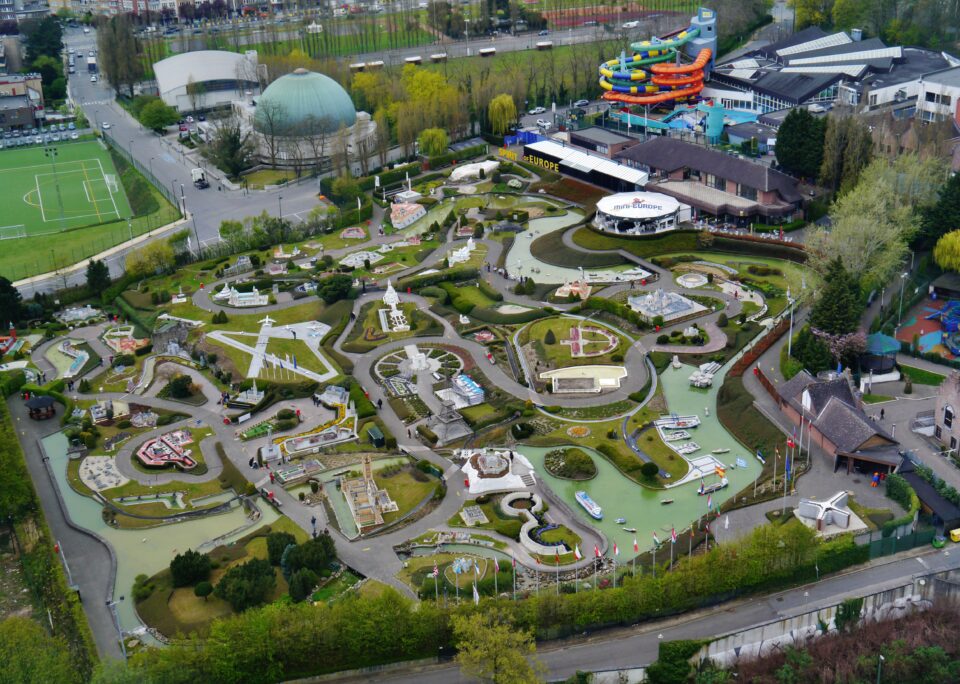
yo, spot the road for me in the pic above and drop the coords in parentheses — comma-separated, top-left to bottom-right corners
(343, 546, 960, 682)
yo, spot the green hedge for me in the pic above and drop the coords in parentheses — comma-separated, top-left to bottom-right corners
(347, 380, 377, 419)
(477, 279, 504, 302)
(400, 267, 479, 290)
(416, 424, 438, 444)
(882, 473, 921, 537)
(0, 369, 26, 398)
(469, 306, 549, 325)
(581, 296, 650, 330)
(426, 143, 486, 169)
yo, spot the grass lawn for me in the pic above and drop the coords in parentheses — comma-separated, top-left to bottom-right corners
(847, 498, 894, 531)
(520, 316, 626, 368)
(863, 393, 895, 404)
(460, 402, 499, 425)
(341, 300, 441, 353)
(439, 281, 499, 309)
(241, 168, 298, 189)
(264, 337, 330, 375)
(899, 364, 946, 386)
(312, 570, 361, 602)
(538, 524, 581, 550)
(87, 354, 149, 393)
(357, 579, 393, 600)
(547, 400, 636, 421)
(448, 498, 523, 540)
(375, 466, 438, 524)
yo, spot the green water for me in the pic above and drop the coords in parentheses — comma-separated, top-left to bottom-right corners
(42, 432, 280, 634)
(521, 363, 761, 556)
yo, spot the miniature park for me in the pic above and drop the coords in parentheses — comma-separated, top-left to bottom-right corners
(9, 5, 960, 681)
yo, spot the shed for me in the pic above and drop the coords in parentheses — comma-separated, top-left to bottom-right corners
(368, 425, 385, 448)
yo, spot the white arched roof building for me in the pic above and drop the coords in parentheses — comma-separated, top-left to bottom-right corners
(154, 50, 259, 113)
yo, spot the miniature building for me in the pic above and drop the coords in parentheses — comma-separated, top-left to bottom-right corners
(935, 371, 960, 453)
(555, 280, 592, 300)
(378, 280, 410, 333)
(152, 320, 191, 356)
(448, 237, 476, 267)
(428, 401, 473, 446)
(340, 251, 385, 269)
(796, 491, 852, 531)
(136, 430, 196, 470)
(223, 255, 254, 278)
(25, 395, 55, 420)
(435, 373, 485, 409)
(628, 288, 707, 323)
(55, 305, 100, 324)
(390, 202, 426, 229)
(265, 262, 288, 276)
(341, 455, 398, 528)
(368, 425, 385, 448)
(228, 380, 265, 409)
(318, 384, 350, 408)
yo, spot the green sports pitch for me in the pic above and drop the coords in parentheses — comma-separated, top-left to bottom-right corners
(0, 140, 133, 239)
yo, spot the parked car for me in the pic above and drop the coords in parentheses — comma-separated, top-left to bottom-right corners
(34, 136, 41, 144)
(538, 29, 549, 35)
(573, 99, 589, 107)
(101, 122, 111, 129)
(68, 122, 75, 130)
(90, 75, 97, 83)
(58, 123, 66, 131)
(528, 106, 546, 115)
(71, 132, 79, 140)
(536, 118, 551, 128)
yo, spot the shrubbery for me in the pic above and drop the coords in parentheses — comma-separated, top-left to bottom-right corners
(170, 549, 211, 587)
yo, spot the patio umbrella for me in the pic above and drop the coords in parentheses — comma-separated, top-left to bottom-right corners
(865, 333, 900, 356)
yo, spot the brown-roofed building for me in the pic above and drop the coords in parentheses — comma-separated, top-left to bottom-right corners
(775, 370, 900, 474)
(614, 137, 805, 224)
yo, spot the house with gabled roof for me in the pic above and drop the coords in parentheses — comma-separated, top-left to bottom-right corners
(775, 370, 900, 474)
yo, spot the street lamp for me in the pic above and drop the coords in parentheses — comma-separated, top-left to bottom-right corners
(278, 195, 283, 218)
(898, 272, 908, 327)
(876, 654, 884, 684)
(787, 287, 794, 357)
(148, 156, 155, 178)
(106, 596, 127, 659)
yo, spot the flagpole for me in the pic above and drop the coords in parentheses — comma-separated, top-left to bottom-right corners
(455, 569, 459, 604)
(773, 448, 778, 496)
(555, 559, 559, 596)
(536, 567, 539, 596)
(593, 557, 597, 590)
(689, 526, 693, 557)
(652, 545, 656, 578)
(612, 556, 616, 589)
(669, 539, 674, 569)
(494, 565, 498, 599)
(512, 561, 516, 601)
(434, 571, 439, 603)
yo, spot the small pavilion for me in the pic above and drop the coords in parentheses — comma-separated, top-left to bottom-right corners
(861, 333, 900, 375)
(25, 395, 56, 420)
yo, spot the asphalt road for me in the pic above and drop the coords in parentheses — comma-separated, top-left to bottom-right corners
(343, 547, 960, 683)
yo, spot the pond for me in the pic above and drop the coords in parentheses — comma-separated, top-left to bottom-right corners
(41, 432, 280, 635)
(521, 361, 761, 556)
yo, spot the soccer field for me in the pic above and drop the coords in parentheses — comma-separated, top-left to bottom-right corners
(0, 140, 134, 238)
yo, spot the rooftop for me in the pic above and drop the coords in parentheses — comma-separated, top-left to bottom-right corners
(614, 137, 803, 202)
(725, 121, 778, 140)
(570, 126, 636, 146)
(922, 65, 960, 88)
(0, 94, 30, 111)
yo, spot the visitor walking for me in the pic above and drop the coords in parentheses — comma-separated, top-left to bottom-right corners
(880, 408, 885, 421)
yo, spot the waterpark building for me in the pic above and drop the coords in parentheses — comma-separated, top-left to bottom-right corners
(154, 50, 260, 113)
(594, 191, 689, 235)
(521, 139, 648, 192)
(614, 137, 804, 223)
(774, 370, 900, 475)
(709, 26, 958, 114)
(567, 127, 639, 159)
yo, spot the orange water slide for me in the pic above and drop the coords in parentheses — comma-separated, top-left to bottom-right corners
(601, 48, 711, 106)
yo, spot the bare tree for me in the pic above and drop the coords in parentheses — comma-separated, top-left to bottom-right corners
(331, 124, 351, 177)
(285, 139, 306, 179)
(186, 74, 207, 113)
(256, 99, 287, 167)
(374, 109, 390, 168)
(302, 114, 332, 175)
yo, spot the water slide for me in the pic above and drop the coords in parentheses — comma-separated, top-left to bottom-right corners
(598, 8, 718, 106)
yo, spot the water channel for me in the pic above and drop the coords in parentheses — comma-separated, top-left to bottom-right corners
(521, 361, 761, 555)
(42, 431, 280, 635)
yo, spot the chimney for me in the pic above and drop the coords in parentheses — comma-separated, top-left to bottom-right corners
(851, 28, 863, 42)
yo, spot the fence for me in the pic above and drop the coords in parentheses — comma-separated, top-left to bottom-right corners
(101, 131, 181, 209)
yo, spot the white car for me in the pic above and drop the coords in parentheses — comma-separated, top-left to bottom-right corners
(71, 132, 79, 140)
(528, 106, 546, 115)
(101, 122, 111, 129)
(622, 20, 640, 28)
(574, 99, 589, 107)
(90, 75, 97, 82)
(536, 118, 551, 128)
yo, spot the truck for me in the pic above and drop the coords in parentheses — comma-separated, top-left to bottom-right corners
(191, 168, 209, 189)
(87, 56, 97, 73)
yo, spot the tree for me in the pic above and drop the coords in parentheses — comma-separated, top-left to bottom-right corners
(185, 74, 207, 113)
(544, 329, 556, 344)
(194, 581, 213, 601)
(255, 99, 287, 166)
(374, 109, 391, 168)
(791, 0, 834, 30)
(819, 114, 872, 194)
(214, 558, 277, 611)
(775, 108, 825, 179)
(832, 0, 868, 29)
(330, 174, 362, 205)
(96, 14, 143, 97)
(202, 117, 256, 180)
(792, 325, 834, 374)
(126, 241, 175, 278)
(0, 276, 22, 326)
(285, 533, 336, 575)
(85, 259, 110, 296)
(317, 273, 353, 304)
(21, 15, 62, 64)
(138, 98, 178, 132)
(168, 374, 194, 399)
(266, 531, 297, 566)
(934, 230, 960, 272)
(0, 617, 82, 684)
(808, 256, 862, 335)
(918, 171, 960, 248)
(488, 93, 518, 135)
(417, 127, 449, 157)
(452, 610, 544, 684)
(288, 568, 319, 603)
(169, 548, 211, 587)
(640, 461, 660, 479)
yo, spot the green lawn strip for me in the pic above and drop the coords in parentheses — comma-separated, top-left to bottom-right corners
(341, 300, 441, 353)
(440, 281, 499, 309)
(375, 466, 438, 525)
(312, 571, 362, 603)
(460, 402, 499, 425)
(448, 498, 523, 540)
(899, 364, 946, 386)
(863, 393, 895, 404)
(241, 168, 298, 188)
(546, 400, 636, 421)
(847, 498, 894, 532)
(264, 337, 329, 375)
(520, 316, 626, 367)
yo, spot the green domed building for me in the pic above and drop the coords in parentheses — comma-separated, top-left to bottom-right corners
(253, 68, 358, 136)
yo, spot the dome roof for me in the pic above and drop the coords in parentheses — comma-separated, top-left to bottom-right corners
(254, 68, 356, 136)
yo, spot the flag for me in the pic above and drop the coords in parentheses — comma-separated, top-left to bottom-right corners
(724, 515, 729, 530)
(715, 465, 726, 478)
(494, 558, 500, 573)
(474, 560, 480, 576)
(453, 562, 460, 575)
(652, 531, 661, 546)
(511, 556, 516, 568)
(293, 355, 298, 370)
(279, 358, 284, 370)
(756, 449, 765, 464)
(633, 538, 639, 553)
(698, 480, 704, 495)
(613, 542, 619, 556)
(671, 527, 677, 544)
(472, 582, 480, 606)
(594, 545, 601, 558)
(535, 555, 541, 565)
(574, 545, 582, 560)
(785, 453, 792, 481)
(690, 525, 695, 539)
(555, 547, 560, 564)
(433, 563, 439, 578)
(707, 493, 713, 510)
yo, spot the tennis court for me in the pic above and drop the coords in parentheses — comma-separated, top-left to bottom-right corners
(0, 140, 134, 238)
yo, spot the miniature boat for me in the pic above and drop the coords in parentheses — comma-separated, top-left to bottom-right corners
(615, 517, 627, 524)
(575, 490, 603, 520)
(622, 527, 637, 533)
(663, 430, 691, 442)
(660, 499, 674, 505)
(698, 477, 729, 496)
(676, 442, 701, 455)
(655, 415, 701, 430)
(712, 448, 730, 454)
